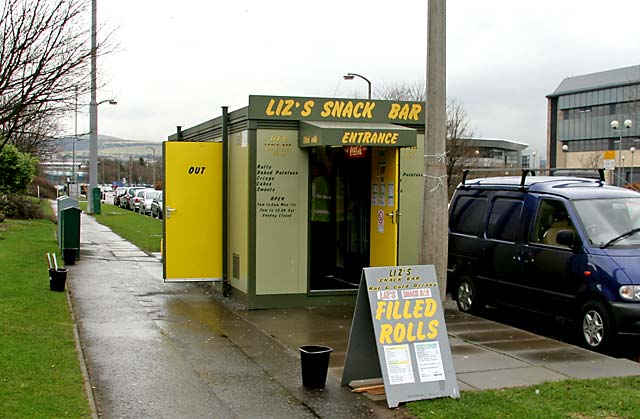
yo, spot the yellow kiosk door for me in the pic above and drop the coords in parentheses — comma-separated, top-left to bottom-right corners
(370, 148, 399, 266)
(163, 141, 223, 282)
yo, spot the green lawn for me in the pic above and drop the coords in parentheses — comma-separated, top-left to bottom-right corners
(0, 217, 91, 419)
(408, 376, 640, 418)
(78, 201, 162, 252)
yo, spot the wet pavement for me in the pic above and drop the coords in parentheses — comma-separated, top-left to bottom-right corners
(66, 211, 640, 418)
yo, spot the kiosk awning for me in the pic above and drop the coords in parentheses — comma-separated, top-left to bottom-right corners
(300, 121, 417, 148)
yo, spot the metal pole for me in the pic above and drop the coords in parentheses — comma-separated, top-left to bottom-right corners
(421, 0, 447, 299)
(73, 88, 78, 198)
(88, 0, 98, 213)
(345, 73, 372, 99)
(632, 150, 635, 184)
(618, 132, 622, 187)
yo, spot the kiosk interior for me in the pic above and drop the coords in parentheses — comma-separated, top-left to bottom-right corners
(163, 96, 425, 309)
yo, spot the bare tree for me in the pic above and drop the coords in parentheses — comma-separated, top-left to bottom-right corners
(376, 81, 426, 102)
(376, 82, 476, 197)
(445, 99, 476, 196)
(10, 108, 62, 158)
(0, 0, 113, 153)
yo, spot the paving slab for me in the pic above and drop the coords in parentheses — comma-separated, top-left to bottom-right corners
(544, 358, 640, 379)
(452, 347, 530, 374)
(482, 337, 566, 352)
(457, 366, 568, 390)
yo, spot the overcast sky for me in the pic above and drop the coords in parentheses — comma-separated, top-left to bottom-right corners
(77, 0, 640, 155)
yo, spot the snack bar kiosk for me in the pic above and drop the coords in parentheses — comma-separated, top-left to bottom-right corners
(163, 95, 425, 308)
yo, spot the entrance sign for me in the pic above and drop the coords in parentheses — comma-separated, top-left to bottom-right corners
(342, 265, 459, 408)
(163, 141, 223, 282)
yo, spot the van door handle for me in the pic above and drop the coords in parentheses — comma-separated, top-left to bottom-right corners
(514, 254, 534, 263)
(166, 207, 176, 219)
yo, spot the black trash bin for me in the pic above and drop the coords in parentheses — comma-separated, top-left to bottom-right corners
(49, 268, 68, 292)
(299, 345, 333, 388)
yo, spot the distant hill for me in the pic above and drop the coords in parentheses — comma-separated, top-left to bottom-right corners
(56, 135, 162, 159)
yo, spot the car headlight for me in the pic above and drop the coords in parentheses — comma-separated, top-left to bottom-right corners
(619, 285, 640, 301)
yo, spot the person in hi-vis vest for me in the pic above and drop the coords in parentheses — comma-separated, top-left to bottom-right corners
(311, 166, 333, 281)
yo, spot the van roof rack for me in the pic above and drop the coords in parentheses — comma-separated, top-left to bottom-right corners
(461, 167, 606, 188)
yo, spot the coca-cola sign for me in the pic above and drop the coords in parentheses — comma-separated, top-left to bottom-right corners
(344, 146, 368, 159)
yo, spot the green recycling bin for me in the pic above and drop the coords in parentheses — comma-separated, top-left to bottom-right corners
(91, 187, 101, 215)
(56, 196, 78, 250)
(60, 206, 81, 265)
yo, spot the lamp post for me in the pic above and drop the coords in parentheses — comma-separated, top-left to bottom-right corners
(611, 119, 633, 186)
(145, 146, 156, 186)
(631, 146, 636, 184)
(88, 0, 97, 213)
(343, 72, 371, 99)
(73, 89, 79, 198)
(561, 143, 569, 169)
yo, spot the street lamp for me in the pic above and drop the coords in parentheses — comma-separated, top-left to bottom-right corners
(73, 89, 79, 198)
(561, 143, 569, 169)
(343, 72, 371, 99)
(145, 146, 156, 186)
(72, 92, 116, 198)
(611, 119, 632, 186)
(631, 146, 636, 184)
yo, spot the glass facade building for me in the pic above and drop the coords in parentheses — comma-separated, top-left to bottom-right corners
(547, 65, 640, 183)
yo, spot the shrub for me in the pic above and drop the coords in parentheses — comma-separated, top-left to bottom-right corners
(27, 176, 58, 199)
(0, 144, 38, 194)
(0, 194, 44, 220)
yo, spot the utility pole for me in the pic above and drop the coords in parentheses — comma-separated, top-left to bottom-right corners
(421, 0, 448, 299)
(88, 0, 98, 213)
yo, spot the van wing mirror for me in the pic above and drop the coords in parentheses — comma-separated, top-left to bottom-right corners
(556, 230, 577, 248)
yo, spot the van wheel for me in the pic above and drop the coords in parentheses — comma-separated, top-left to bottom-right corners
(578, 301, 614, 351)
(456, 276, 482, 314)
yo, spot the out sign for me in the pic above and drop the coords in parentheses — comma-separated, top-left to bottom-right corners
(188, 166, 206, 175)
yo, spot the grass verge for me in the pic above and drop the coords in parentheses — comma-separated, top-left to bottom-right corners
(78, 201, 162, 252)
(0, 217, 91, 419)
(408, 376, 640, 418)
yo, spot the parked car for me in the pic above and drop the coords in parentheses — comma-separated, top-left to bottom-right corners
(150, 191, 163, 219)
(120, 187, 145, 210)
(140, 189, 158, 215)
(131, 188, 154, 213)
(113, 187, 127, 206)
(447, 173, 640, 352)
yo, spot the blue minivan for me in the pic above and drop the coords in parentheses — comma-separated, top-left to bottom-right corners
(447, 173, 640, 351)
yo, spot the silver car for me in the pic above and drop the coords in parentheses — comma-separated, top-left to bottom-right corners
(140, 189, 158, 215)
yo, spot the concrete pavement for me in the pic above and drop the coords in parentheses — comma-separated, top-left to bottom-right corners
(67, 213, 410, 419)
(65, 211, 640, 418)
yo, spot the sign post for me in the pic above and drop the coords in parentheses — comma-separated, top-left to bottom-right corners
(342, 265, 459, 408)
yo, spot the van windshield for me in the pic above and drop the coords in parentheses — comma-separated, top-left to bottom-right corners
(573, 197, 640, 247)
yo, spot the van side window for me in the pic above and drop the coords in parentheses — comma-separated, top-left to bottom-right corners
(450, 196, 488, 236)
(487, 199, 523, 242)
(533, 199, 576, 247)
